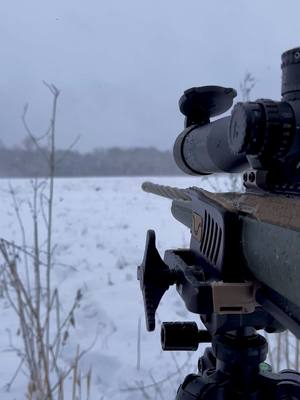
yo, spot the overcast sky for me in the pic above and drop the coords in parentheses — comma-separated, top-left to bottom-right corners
(0, 0, 300, 151)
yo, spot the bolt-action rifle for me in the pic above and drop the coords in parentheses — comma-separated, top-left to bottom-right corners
(138, 47, 300, 399)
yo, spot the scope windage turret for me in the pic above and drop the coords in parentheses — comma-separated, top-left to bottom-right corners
(174, 47, 300, 188)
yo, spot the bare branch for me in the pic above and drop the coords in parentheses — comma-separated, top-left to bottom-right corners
(56, 135, 81, 165)
(21, 104, 49, 162)
(0, 82, 91, 398)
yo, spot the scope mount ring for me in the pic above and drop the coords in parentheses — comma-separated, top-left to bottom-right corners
(179, 86, 237, 127)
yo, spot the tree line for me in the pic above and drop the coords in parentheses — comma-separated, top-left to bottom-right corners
(0, 145, 183, 177)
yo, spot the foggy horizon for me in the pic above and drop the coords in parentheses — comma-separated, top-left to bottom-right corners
(1, 0, 300, 151)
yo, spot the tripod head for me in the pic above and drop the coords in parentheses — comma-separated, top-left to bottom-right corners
(137, 47, 300, 399)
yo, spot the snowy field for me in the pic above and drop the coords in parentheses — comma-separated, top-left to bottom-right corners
(0, 175, 281, 399)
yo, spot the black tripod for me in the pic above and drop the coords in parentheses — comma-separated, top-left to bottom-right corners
(138, 230, 300, 399)
(174, 327, 300, 399)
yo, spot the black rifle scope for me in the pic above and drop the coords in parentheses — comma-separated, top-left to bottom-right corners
(174, 47, 300, 190)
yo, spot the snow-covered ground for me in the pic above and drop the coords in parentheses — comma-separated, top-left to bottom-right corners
(0, 175, 284, 399)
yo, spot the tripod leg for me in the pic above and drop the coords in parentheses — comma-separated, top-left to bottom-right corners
(175, 372, 227, 400)
(175, 347, 228, 399)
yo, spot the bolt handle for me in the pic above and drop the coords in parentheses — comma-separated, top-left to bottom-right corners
(137, 230, 175, 331)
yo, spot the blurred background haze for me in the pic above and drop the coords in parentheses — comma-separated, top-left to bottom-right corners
(1, 0, 300, 154)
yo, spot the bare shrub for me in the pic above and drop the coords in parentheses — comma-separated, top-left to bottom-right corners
(0, 83, 92, 399)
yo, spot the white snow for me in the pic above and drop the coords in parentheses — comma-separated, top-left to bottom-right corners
(0, 175, 282, 399)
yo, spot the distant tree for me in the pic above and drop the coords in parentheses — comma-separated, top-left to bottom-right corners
(0, 145, 180, 177)
(240, 72, 256, 102)
(21, 135, 36, 151)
